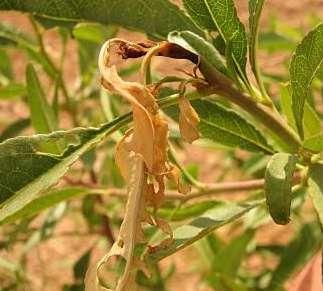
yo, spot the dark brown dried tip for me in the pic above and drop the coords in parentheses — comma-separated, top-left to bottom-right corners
(118, 41, 198, 64)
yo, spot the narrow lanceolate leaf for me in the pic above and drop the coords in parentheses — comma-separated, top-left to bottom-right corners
(280, 83, 321, 139)
(0, 0, 201, 40)
(265, 153, 297, 225)
(267, 223, 322, 289)
(26, 64, 57, 134)
(308, 164, 323, 227)
(149, 200, 260, 261)
(249, 0, 266, 94)
(303, 134, 323, 153)
(193, 100, 274, 154)
(168, 31, 228, 76)
(183, 0, 248, 75)
(2, 187, 89, 225)
(0, 116, 128, 225)
(0, 83, 26, 99)
(290, 23, 323, 138)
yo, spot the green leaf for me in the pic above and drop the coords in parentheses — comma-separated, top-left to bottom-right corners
(0, 22, 57, 79)
(0, 118, 30, 142)
(249, 0, 266, 95)
(193, 100, 274, 154)
(2, 187, 89, 224)
(280, 83, 321, 139)
(74, 248, 92, 280)
(158, 201, 220, 221)
(26, 64, 58, 135)
(264, 153, 297, 225)
(267, 223, 322, 289)
(0, 115, 129, 225)
(303, 134, 323, 152)
(0, 0, 201, 40)
(259, 32, 296, 53)
(0, 83, 26, 99)
(168, 31, 228, 77)
(0, 48, 12, 79)
(212, 230, 254, 277)
(73, 23, 117, 44)
(290, 22, 323, 138)
(308, 164, 323, 227)
(183, 0, 247, 75)
(148, 200, 260, 261)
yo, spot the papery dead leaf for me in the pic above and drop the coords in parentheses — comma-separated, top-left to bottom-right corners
(178, 97, 200, 143)
(167, 165, 191, 194)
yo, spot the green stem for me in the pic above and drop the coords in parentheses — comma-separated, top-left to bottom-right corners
(200, 65, 302, 153)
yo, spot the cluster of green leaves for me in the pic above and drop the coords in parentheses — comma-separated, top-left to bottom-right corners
(0, 0, 322, 290)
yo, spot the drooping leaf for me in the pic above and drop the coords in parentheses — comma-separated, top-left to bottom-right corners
(290, 23, 323, 138)
(0, 114, 130, 225)
(192, 100, 274, 154)
(26, 64, 58, 134)
(249, 0, 266, 94)
(148, 200, 260, 261)
(183, 0, 248, 75)
(267, 223, 322, 290)
(264, 153, 297, 225)
(0, 83, 26, 99)
(168, 31, 228, 76)
(308, 164, 323, 227)
(0, 0, 201, 40)
(303, 134, 323, 152)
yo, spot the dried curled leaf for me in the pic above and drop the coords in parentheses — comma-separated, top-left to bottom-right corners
(178, 96, 200, 143)
(85, 142, 147, 291)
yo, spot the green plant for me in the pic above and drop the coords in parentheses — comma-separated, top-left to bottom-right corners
(0, 1, 322, 290)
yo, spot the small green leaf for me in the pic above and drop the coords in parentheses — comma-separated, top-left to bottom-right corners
(0, 0, 201, 40)
(303, 134, 323, 152)
(267, 223, 322, 289)
(290, 22, 323, 138)
(26, 64, 58, 135)
(0, 115, 128, 225)
(0, 83, 26, 99)
(249, 0, 266, 95)
(149, 200, 260, 261)
(265, 153, 297, 225)
(193, 100, 274, 154)
(308, 164, 323, 227)
(73, 23, 117, 44)
(183, 0, 248, 76)
(168, 31, 228, 77)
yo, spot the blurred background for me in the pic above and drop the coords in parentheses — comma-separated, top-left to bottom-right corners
(0, 1, 322, 290)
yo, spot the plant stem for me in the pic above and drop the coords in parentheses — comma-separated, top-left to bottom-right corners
(202, 67, 302, 153)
